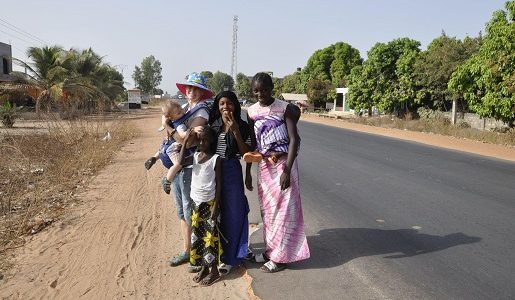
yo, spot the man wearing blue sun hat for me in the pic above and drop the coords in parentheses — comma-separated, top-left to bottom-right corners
(167, 72, 213, 272)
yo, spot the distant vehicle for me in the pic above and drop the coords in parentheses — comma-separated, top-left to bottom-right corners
(127, 89, 142, 109)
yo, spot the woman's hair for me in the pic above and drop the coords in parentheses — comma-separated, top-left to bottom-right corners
(209, 90, 241, 125)
(251, 72, 274, 90)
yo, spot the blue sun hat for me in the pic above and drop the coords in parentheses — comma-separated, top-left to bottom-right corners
(176, 72, 214, 100)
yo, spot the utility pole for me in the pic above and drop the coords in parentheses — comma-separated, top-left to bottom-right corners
(230, 15, 238, 83)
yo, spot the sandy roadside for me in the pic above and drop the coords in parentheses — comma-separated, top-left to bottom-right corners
(1, 109, 513, 300)
(0, 108, 250, 300)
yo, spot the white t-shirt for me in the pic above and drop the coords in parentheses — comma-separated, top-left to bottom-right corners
(190, 153, 219, 205)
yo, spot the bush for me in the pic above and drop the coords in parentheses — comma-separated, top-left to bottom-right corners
(0, 102, 17, 128)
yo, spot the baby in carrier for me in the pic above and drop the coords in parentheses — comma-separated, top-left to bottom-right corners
(144, 100, 189, 193)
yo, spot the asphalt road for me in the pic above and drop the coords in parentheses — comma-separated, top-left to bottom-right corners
(246, 120, 515, 300)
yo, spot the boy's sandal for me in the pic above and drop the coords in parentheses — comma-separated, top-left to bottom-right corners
(200, 273, 221, 287)
(188, 265, 202, 273)
(169, 251, 189, 266)
(260, 261, 286, 273)
(144, 157, 157, 170)
(218, 263, 233, 275)
(192, 267, 209, 283)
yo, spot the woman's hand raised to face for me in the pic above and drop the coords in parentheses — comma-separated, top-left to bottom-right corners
(223, 111, 239, 134)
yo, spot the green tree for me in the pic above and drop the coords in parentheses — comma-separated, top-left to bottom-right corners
(347, 38, 421, 115)
(449, 1, 515, 126)
(414, 33, 481, 110)
(132, 55, 162, 95)
(330, 42, 363, 87)
(208, 71, 234, 95)
(347, 65, 375, 113)
(301, 42, 362, 104)
(306, 79, 332, 108)
(282, 71, 303, 93)
(235, 73, 252, 99)
(2, 46, 124, 117)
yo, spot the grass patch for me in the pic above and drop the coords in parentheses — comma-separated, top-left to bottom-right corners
(0, 116, 137, 274)
(350, 116, 515, 146)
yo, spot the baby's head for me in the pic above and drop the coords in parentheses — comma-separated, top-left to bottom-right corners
(162, 100, 184, 121)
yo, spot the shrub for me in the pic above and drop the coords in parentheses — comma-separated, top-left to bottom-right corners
(0, 102, 17, 128)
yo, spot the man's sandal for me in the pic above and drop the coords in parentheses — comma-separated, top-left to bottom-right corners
(260, 261, 286, 273)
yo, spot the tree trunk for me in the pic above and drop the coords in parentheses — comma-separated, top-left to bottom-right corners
(451, 99, 457, 125)
(35, 97, 42, 118)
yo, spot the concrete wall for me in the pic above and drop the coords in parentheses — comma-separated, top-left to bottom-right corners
(444, 112, 507, 130)
(0, 42, 12, 82)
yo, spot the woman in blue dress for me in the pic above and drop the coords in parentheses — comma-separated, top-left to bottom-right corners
(209, 90, 254, 274)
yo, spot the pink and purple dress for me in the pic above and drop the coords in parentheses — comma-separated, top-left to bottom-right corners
(247, 99, 310, 264)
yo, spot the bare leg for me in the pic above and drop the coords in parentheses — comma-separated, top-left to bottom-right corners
(166, 164, 182, 181)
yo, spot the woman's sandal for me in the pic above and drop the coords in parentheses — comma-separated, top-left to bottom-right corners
(200, 272, 221, 287)
(260, 261, 286, 273)
(192, 267, 209, 283)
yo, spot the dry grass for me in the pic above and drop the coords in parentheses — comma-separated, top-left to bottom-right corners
(350, 116, 515, 146)
(0, 114, 137, 272)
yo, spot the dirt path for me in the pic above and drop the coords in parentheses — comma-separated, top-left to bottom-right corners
(1, 109, 513, 300)
(0, 109, 250, 299)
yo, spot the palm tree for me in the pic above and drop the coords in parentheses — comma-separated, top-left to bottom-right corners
(1, 46, 69, 116)
(1, 46, 125, 117)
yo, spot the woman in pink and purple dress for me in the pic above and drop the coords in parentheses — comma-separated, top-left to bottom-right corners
(246, 72, 310, 273)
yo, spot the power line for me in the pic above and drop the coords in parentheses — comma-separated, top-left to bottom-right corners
(0, 28, 37, 47)
(0, 17, 49, 45)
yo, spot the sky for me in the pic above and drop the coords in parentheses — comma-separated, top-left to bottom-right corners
(1, 0, 509, 94)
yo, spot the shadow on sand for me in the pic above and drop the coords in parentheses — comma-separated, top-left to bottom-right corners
(248, 227, 481, 270)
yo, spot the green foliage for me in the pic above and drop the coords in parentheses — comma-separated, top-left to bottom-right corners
(306, 79, 332, 107)
(449, 0, 515, 126)
(414, 34, 481, 110)
(207, 71, 234, 95)
(235, 73, 252, 99)
(132, 55, 162, 95)
(281, 71, 304, 93)
(301, 42, 362, 104)
(347, 38, 421, 115)
(0, 46, 125, 116)
(0, 101, 17, 128)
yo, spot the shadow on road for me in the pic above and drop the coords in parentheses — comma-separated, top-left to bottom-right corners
(249, 228, 481, 270)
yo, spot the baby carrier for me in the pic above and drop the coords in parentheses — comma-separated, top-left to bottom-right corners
(158, 103, 209, 169)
